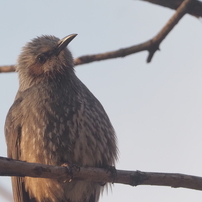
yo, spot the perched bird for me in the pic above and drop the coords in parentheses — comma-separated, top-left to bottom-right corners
(5, 34, 118, 202)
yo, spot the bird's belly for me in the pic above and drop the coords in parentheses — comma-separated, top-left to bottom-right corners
(19, 122, 105, 167)
(20, 124, 102, 202)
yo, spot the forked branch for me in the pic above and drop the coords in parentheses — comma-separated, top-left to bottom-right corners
(0, 0, 196, 73)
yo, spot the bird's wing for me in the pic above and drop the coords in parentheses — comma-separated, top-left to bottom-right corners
(5, 97, 37, 202)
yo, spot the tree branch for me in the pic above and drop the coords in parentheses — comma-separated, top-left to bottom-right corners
(1, 156, 202, 191)
(56, 0, 195, 64)
(142, 0, 202, 18)
(146, 0, 194, 62)
(0, 0, 195, 73)
(0, 65, 16, 73)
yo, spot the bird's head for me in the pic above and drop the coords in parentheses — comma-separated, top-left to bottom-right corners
(17, 34, 77, 91)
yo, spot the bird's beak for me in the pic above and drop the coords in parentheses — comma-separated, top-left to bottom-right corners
(56, 34, 77, 55)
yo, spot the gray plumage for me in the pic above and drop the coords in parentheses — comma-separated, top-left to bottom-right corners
(5, 34, 118, 202)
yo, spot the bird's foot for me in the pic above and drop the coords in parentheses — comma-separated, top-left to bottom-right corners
(61, 162, 80, 183)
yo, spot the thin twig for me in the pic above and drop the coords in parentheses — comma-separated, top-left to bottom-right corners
(0, 157, 202, 191)
(0, 65, 16, 73)
(146, 0, 195, 62)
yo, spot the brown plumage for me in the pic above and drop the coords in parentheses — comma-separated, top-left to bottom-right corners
(5, 34, 118, 202)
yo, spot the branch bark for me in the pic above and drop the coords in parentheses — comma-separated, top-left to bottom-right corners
(142, 0, 202, 17)
(146, 0, 194, 62)
(0, 65, 16, 73)
(0, 0, 196, 73)
(1, 156, 202, 191)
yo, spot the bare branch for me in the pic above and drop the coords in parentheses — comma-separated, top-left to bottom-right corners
(0, 65, 16, 73)
(0, 41, 151, 73)
(74, 41, 152, 65)
(142, 0, 202, 18)
(1, 157, 202, 191)
(74, 0, 195, 63)
(146, 0, 194, 62)
(0, 0, 196, 73)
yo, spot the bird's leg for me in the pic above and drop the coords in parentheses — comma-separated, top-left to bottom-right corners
(61, 162, 80, 183)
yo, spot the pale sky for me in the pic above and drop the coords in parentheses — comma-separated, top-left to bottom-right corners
(0, 1, 202, 201)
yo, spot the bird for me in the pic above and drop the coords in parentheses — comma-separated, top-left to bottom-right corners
(5, 34, 118, 202)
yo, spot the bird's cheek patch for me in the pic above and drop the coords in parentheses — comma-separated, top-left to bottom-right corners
(29, 63, 44, 76)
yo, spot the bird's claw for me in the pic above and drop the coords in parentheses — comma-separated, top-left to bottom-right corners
(61, 162, 80, 183)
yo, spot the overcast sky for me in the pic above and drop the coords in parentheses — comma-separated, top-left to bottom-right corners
(0, 1, 202, 201)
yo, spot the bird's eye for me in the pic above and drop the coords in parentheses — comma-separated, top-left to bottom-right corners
(37, 55, 46, 64)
